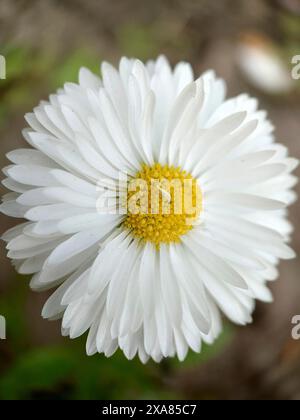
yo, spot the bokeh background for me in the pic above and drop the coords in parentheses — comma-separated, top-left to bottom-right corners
(0, 0, 300, 400)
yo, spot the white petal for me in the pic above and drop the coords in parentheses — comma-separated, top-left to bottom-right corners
(46, 232, 99, 265)
(183, 235, 248, 289)
(6, 148, 57, 167)
(7, 165, 57, 187)
(58, 213, 122, 235)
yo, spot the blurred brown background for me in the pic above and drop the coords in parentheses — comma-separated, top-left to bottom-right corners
(0, 0, 300, 400)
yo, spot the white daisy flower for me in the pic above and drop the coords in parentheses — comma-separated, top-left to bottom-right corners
(1, 56, 298, 363)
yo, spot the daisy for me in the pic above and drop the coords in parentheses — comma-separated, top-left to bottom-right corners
(1, 56, 298, 363)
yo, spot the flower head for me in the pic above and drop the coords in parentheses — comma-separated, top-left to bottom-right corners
(1, 56, 298, 362)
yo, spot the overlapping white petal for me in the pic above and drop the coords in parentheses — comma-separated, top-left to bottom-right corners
(1, 55, 298, 362)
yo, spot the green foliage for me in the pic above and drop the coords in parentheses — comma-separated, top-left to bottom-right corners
(0, 347, 75, 400)
(0, 310, 233, 400)
(2, 45, 33, 80)
(0, 46, 99, 130)
(50, 49, 100, 89)
(117, 22, 191, 62)
(0, 338, 172, 400)
(117, 23, 160, 60)
(0, 276, 29, 352)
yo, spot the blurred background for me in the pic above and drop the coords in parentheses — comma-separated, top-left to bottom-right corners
(0, 0, 300, 400)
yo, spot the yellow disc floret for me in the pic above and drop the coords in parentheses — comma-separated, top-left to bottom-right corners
(123, 163, 202, 247)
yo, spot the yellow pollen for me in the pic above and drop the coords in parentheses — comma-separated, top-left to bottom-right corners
(123, 163, 202, 247)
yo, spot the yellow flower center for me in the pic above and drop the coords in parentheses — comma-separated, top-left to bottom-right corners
(123, 163, 202, 247)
